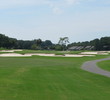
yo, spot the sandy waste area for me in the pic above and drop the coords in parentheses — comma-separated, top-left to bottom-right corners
(80, 51, 109, 55)
(0, 49, 23, 52)
(0, 53, 95, 57)
(0, 50, 109, 57)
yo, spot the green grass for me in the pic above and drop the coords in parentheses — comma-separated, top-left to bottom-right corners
(0, 55, 110, 100)
(14, 50, 84, 55)
(0, 52, 14, 54)
(14, 50, 64, 55)
(98, 60, 110, 71)
(0, 47, 7, 50)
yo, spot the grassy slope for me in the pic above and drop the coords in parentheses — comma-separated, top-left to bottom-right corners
(0, 55, 110, 100)
(98, 60, 110, 71)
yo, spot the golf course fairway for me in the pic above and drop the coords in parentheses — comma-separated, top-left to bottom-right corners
(0, 55, 110, 100)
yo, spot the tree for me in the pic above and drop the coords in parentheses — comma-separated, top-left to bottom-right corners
(31, 44, 37, 50)
(36, 39, 42, 46)
(58, 37, 69, 45)
(100, 37, 110, 50)
(44, 40, 52, 46)
(41, 40, 53, 50)
(58, 37, 69, 50)
(33, 39, 43, 50)
(55, 44, 63, 51)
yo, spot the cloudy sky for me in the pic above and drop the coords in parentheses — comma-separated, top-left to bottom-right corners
(0, 0, 110, 43)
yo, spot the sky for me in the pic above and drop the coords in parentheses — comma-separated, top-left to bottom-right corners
(0, 0, 110, 43)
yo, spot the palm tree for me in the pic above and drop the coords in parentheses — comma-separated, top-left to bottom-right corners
(58, 37, 69, 50)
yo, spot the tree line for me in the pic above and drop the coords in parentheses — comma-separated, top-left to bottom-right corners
(0, 33, 110, 51)
(0, 34, 53, 50)
(68, 37, 110, 51)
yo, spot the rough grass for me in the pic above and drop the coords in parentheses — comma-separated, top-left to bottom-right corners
(0, 55, 110, 100)
(98, 60, 110, 71)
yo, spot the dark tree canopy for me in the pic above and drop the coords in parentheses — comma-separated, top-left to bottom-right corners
(0, 34, 17, 49)
(68, 36, 110, 51)
(0, 33, 53, 50)
(0, 33, 110, 51)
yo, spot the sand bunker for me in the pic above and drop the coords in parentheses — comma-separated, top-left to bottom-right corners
(0, 49, 23, 52)
(23, 53, 95, 57)
(65, 54, 95, 57)
(80, 52, 98, 55)
(80, 51, 109, 55)
(0, 53, 56, 57)
(0, 50, 109, 57)
(0, 53, 95, 57)
(0, 53, 31, 57)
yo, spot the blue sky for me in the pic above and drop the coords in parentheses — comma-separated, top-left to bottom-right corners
(0, 0, 110, 43)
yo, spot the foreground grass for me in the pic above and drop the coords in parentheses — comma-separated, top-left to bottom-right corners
(0, 55, 110, 100)
(98, 60, 110, 71)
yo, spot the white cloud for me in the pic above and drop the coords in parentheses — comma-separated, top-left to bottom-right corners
(0, 0, 104, 14)
(0, 0, 62, 14)
(47, 0, 79, 14)
(0, 0, 106, 9)
(0, 0, 80, 9)
(53, 7, 63, 14)
(0, 0, 47, 9)
(65, 0, 78, 5)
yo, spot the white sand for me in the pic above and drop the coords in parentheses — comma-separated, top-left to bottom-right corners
(80, 52, 98, 55)
(98, 51, 109, 55)
(0, 53, 95, 57)
(0, 50, 109, 57)
(32, 53, 55, 56)
(0, 53, 31, 57)
(0, 53, 55, 57)
(80, 51, 109, 55)
(65, 54, 95, 57)
(0, 49, 23, 52)
(107, 51, 110, 53)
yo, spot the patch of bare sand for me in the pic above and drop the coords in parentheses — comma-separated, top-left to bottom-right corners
(0, 53, 95, 57)
(80, 52, 98, 55)
(80, 51, 109, 55)
(0, 53, 31, 57)
(0, 49, 23, 52)
(65, 54, 95, 57)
